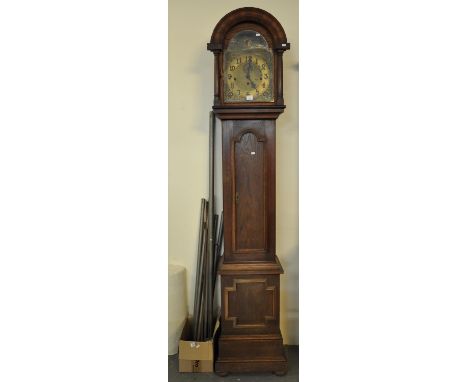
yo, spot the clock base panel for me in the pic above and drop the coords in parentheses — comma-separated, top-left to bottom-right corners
(215, 347, 287, 375)
(215, 359, 288, 375)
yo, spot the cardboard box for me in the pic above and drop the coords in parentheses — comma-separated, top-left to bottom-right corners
(178, 318, 219, 373)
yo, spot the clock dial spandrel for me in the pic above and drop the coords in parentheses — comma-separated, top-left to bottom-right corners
(223, 30, 274, 103)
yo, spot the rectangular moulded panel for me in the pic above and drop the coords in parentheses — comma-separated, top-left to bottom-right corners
(222, 120, 276, 263)
(220, 274, 280, 336)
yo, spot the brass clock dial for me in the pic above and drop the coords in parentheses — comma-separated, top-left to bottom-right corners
(225, 54, 272, 101)
(223, 30, 274, 103)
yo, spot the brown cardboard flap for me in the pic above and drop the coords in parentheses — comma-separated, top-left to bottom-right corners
(179, 316, 219, 342)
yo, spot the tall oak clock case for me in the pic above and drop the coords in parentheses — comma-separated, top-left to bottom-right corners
(207, 8, 290, 375)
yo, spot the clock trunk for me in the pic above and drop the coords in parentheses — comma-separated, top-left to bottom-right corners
(222, 119, 276, 263)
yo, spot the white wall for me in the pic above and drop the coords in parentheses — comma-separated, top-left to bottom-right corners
(169, 0, 299, 344)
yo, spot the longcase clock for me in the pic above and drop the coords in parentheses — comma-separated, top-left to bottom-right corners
(207, 7, 290, 375)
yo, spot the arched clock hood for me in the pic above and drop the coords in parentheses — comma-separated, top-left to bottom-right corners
(207, 7, 290, 113)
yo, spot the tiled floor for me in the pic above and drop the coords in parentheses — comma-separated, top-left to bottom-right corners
(168, 345, 298, 382)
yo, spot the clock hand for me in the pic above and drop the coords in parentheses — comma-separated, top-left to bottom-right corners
(245, 60, 252, 80)
(245, 61, 256, 88)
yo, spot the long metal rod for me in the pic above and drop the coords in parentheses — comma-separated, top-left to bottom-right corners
(215, 212, 223, 260)
(197, 266, 206, 341)
(214, 212, 223, 264)
(203, 269, 208, 340)
(202, 203, 210, 340)
(213, 214, 218, 271)
(203, 201, 209, 340)
(194, 200, 208, 340)
(213, 211, 224, 298)
(213, 214, 218, 258)
(192, 199, 205, 335)
(206, 111, 215, 336)
(197, 275, 205, 341)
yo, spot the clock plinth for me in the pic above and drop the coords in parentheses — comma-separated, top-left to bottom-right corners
(215, 257, 287, 375)
(208, 7, 290, 375)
